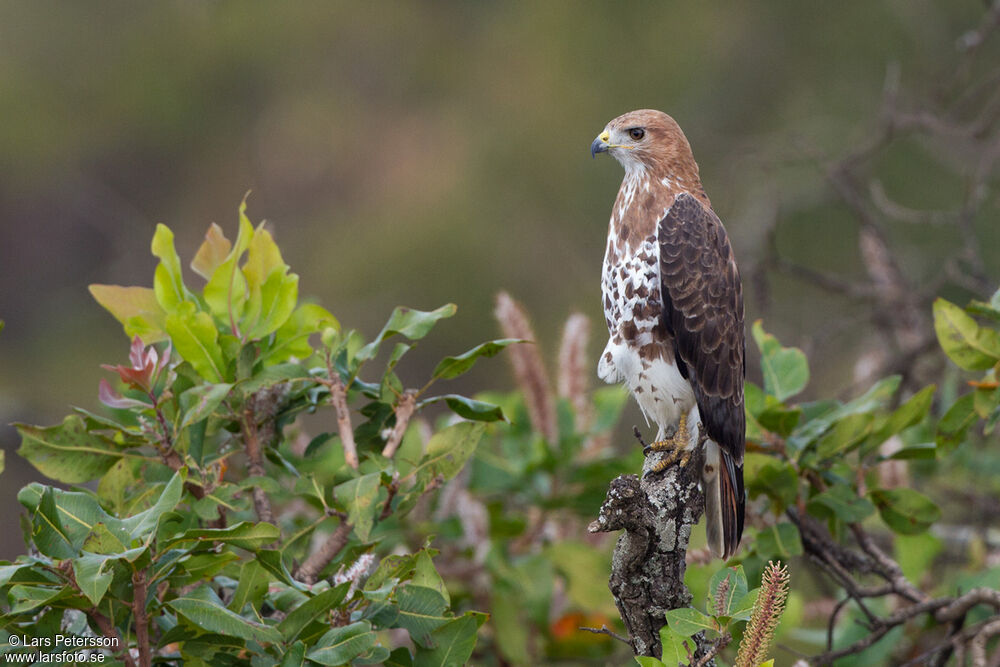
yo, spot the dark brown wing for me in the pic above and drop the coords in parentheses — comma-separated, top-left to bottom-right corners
(658, 192, 745, 556)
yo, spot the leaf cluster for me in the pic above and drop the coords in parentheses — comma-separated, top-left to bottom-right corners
(3, 202, 518, 666)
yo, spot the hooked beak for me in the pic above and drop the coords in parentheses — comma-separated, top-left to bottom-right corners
(591, 130, 610, 158)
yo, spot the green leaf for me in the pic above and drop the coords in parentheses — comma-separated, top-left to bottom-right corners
(756, 405, 802, 436)
(386, 648, 416, 667)
(88, 285, 168, 342)
(730, 588, 759, 622)
(121, 470, 185, 541)
(814, 413, 873, 460)
(31, 487, 78, 559)
(658, 624, 695, 664)
(934, 298, 1000, 370)
(73, 552, 128, 606)
(151, 224, 190, 312)
(265, 303, 339, 364)
(168, 585, 282, 644)
(18, 484, 130, 558)
(411, 422, 485, 489)
(357, 304, 458, 362)
(411, 551, 449, 606)
(279, 642, 307, 667)
(807, 485, 876, 523)
(749, 461, 798, 507)
(306, 621, 377, 666)
(203, 202, 254, 322)
(418, 394, 506, 422)
(788, 376, 900, 453)
(178, 382, 233, 432)
(752, 320, 810, 401)
(709, 565, 748, 617)
(15, 415, 128, 483)
(431, 339, 520, 381)
(7, 584, 68, 613)
(635, 658, 667, 667)
(876, 385, 936, 441)
(393, 584, 450, 647)
(242, 227, 299, 339)
(277, 583, 350, 642)
(165, 301, 227, 382)
(334, 473, 381, 542)
(664, 607, 715, 637)
(870, 488, 941, 535)
(937, 393, 977, 452)
(165, 521, 280, 551)
(413, 612, 486, 667)
(256, 549, 305, 589)
(755, 523, 803, 558)
(228, 560, 269, 613)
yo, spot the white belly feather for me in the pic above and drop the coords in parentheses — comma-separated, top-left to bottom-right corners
(599, 223, 697, 441)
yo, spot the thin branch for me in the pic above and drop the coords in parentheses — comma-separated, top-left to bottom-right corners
(379, 474, 400, 520)
(241, 406, 274, 525)
(579, 624, 631, 646)
(695, 633, 731, 667)
(849, 524, 926, 603)
(323, 357, 359, 469)
(132, 570, 152, 667)
(382, 390, 417, 458)
(86, 609, 135, 667)
(295, 521, 353, 585)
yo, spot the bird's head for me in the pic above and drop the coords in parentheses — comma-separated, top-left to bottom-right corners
(591, 109, 697, 178)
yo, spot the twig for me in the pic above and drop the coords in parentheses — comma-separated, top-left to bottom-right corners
(379, 474, 400, 520)
(695, 633, 731, 667)
(381, 390, 417, 458)
(295, 521, 353, 585)
(579, 624, 631, 645)
(132, 570, 152, 667)
(86, 609, 135, 667)
(325, 368, 359, 469)
(849, 523, 926, 603)
(241, 406, 274, 524)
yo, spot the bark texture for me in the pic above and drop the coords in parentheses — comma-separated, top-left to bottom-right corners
(589, 447, 711, 660)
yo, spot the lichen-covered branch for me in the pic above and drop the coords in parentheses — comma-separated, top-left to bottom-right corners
(589, 447, 711, 660)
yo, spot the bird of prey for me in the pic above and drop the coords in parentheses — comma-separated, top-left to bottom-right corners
(591, 109, 745, 559)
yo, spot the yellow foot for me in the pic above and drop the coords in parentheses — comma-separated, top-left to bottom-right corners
(643, 414, 693, 475)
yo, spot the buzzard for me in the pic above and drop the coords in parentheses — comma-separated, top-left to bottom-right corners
(591, 109, 745, 559)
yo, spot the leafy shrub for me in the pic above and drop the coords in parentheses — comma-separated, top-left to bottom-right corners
(3, 202, 517, 666)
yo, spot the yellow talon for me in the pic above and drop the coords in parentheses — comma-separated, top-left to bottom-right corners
(643, 414, 692, 474)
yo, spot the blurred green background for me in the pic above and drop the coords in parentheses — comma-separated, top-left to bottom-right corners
(1, 1, 997, 560)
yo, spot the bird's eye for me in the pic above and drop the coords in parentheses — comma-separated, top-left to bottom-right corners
(628, 128, 645, 141)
